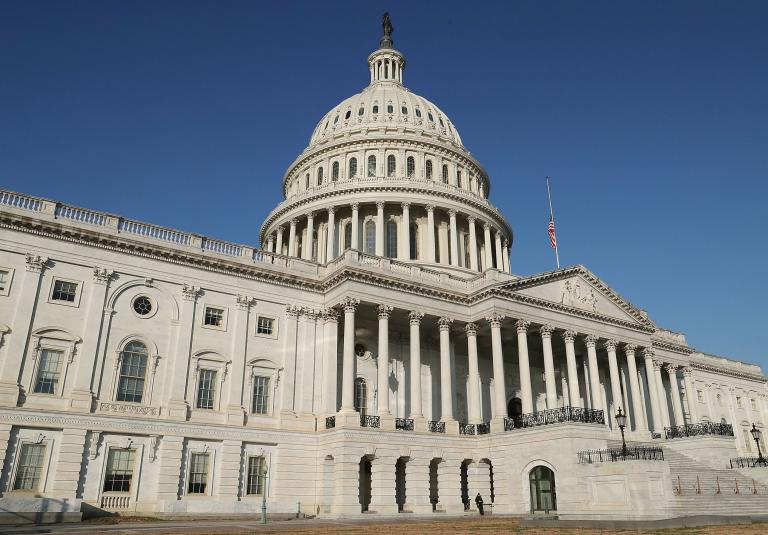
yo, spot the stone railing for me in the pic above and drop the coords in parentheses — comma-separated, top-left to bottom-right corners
(100, 495, 131, 510)
(503, 406, 605, 431)
(577, 446, 665, 464)
(664, 422, 734, 440)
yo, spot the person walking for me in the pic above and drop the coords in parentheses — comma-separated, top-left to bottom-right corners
(475, 492, 484, 515)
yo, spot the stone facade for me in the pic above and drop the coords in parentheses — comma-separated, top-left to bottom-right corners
(0, 20, 766, 520)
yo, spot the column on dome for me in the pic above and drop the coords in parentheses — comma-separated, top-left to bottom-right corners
(408, 311, 425, 424)
(438, 317, 455, 425)
(682, 367, 698, 423)
(666, 364, 684, 426)
(266, 235, 274, 254)
(642, 349, 662, 432)
(487, 314, 507, 428)
(540, 324, 558, 409)
(426, 205, 436, 263)
(604, 339, 622, 427)
(351, 203, 359, 251)
(377, 305, 392, 418)
(653, 359, 671, 428)
(399, 203, 411, 260)
(563, 330, 581, 408)
(288, 218, 298, 257)
(337, 297, 360, 427)
(467, 217, 478, 271)
(275, 226, 284, 256)
(448, 210, 459, 266)
(375, 202, 385, 256)
(326, 207, 336, 261)
(483, 223, 493, 271)
(465, 323, 481, 424)
(624, 344, 646, 431)
(584, 335, 603, 412)
(303, 212, 315, 260)
(494, 230, 503, 270)
(503, 240, 511, 273)
(516, 320, 533, 414)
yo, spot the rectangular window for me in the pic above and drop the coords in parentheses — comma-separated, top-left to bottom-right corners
(737, 396, 743, 408)
(0, 270, 8, 292)
(196, 369, 217, 410)
(103, 448, 135, 493)
(257, 317, 274, 336)
(252, 376, 270, 414)
(696, 390, 704, 403)
(13, 443, 46, 491)
(51, 280, 78, 302)
(246, 456, 266, 495)
(204, 307, 224, 328)
(187, 453, 209, 494)
(751, 399, 758, 411)
(34, 349, 63, 394)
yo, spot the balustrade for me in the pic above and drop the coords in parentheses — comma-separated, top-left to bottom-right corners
(665, 422, 734, 440)
(395, 418, 414, 431)
(503, 406, 605, 431)
(100, 495, 131, 510)
(360, 415, 380, 428)
(427, 420, 445, 433)
(325, 416, 336, 429)
(578, 446, 665, 464)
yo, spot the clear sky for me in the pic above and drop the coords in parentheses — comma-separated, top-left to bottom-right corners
(1, 1, 766, 366)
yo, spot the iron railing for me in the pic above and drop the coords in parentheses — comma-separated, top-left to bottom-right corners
(578, 446, 665, 464)
(503, 406, 605, 431)
(459, 423, 476, 435)
(360, 415, 380, 428)
(665, 422, 734, 440)
(730, 457, 768, 469)
(428, 420, 445, 433)
(477, 422, 490, 435)
(325, 416, 335, 429)
(395, 418, 414, 431)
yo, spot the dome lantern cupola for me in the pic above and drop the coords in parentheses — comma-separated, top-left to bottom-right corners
(368, 12, 405, 84)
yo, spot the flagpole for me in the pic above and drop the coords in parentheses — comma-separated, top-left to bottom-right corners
(546, 176, 560, 269)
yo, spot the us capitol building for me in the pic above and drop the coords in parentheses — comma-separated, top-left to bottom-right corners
(1, 16, 767, 522)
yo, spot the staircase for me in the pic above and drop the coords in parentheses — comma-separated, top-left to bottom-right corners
(608, 439, 768, 517)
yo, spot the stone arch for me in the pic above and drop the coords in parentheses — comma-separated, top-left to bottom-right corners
(107, 279, 180, 321)
(521, 459, 557, 513)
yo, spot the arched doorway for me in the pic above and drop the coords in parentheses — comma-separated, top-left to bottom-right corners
(395, 457, 407, 512)
(460, 460, 470, 510)
(529, 466, 556, 513)
(429, 459, 440, 511)
(508, 397, 523, 423)
(359, 457, 372, 512)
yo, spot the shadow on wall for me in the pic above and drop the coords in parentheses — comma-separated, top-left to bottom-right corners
(0, 495, 83, 524)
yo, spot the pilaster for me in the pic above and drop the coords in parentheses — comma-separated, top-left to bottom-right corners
(436, 458, 464, 513)
(156, 435, 184, 505)
(403, 458, 432, 513)
(369, 455, 398, 514)
(166, 284, 200, 421)
(50, 428, 88, 498)
(217, 440, 243, 499)
(467, 461, 491, 512)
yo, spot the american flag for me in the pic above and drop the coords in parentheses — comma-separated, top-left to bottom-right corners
(548, 215, 557, 249)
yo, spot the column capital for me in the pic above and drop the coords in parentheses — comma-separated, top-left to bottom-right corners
(465, 322, 478, 336)
(562, 330, 577, 343)
(584, 334, 598, 348)
(643, 347, 655, 359)
(92, 266, 114, 285)
(236, 295, 256, 311)
(503, 239, 510, 248)
(448, 209, 457, 218)
(483, 222, 491, 231)
(603, 338, 618, 351)
(377, 304, 393, 319)
(467, 215, 476, 224)
(328, 206, 336, 215)
(624, 343, 637, 353)
(539, 324, 554, 337)
(351, 202, 360, 211)
(305, 211, 315, 220)
(285, 304, 302, 318)
(408, 310, 424, 325)
(341, 297, 360, 313)
(301, 308, 318, 321)
(181, 284, 201, 302)
(25, 253, 48, 273)
(652, 359, 663, 371)
(320, 307, 339, 323)
(290, 218, 298, 226)
(276, 224, 285, 232)
(401, 202, 411, 210)
(682, 367, 694, 378)
(514, 319, 530, 333)
(425, 204, 435, 213)
(376, 201, 385, 210)
(486, 313, 505, 328)
(437, 317, 453, 331)
(664, 363, 679, 374)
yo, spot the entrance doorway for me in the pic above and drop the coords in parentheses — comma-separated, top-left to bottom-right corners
(359, 457, 372, 512)
(395, 457, 407, 512)
(429, 459, 439, 511)
(529, 466, 556, 513)
(460, 460, 470, 510)
(508, 397, 523, 420)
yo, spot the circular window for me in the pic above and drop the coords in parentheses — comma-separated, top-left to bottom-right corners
(354, 343, 366, 357)
(131, 295, 156, 318)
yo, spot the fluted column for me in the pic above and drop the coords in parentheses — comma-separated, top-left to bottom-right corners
(339, 297, 359, 416)
(288, 218, 298, 257)
(503, 240, 511, 273)
(426, 205, 436, 262)
(466, 323, 481, 424)
(682, 367, 698, 423)
(438, 317, 454, 423)
(584, 335, 603, 412)
(666, 364, 684, 426)
(467, 216, 478, 271)
(350, 203, 359, 251)
(563, 330, 581, 408)
(448, 209, 459, 266)
(624, 344, 646, 431)
(303, 212, 314, 260)
(400, 202, 410, 260)
(604, 339, 622, 426)
(375, 201, 385, 256)
(483, 223, 493, 270)
(487, 313, 507, 420)
(540, 325, 557, 409)
(516, 319, 533, 414)
(275, 226, 284, 256)
(377, 305, 392, 417)
(643, 348, 662, 432)
(326, 207, 336, 261)
(408, 311, 424, 421)
(654, 359, 670, 428)
(494, 230, 503, 270)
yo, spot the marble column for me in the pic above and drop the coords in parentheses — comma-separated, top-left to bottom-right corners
(516, 319, 533, 414)
(339, 297, 359, 420)
(563, 330, 581, 408)
(503, 240, 511, 273)
(483, 223, 493, 270)
(322, 308, 339, 416)
(266, 235, 274, 253)
(400, 202, 411, 260)
(426, 205, 436, 263)
(540, 325, 557, 409)
(487, 313, 507, 422)
(288, 218, 298, 257)
(643, 349, 662, 432)
(466, 323, 481, 424)
(666, 364, 684, 426)
(375, 202, 385, 256)
(438, 317, 455, 422)
(624, 344, 646, 431)
(494, 231, 503, 270)
(654, 359, 671, 428)
(408, 311, 424, 422)
(275, 226, 284, 256)
(682, 367, 698, 423)
(584, 335, 603, 412)
(448, 209, 459, 266)
(604, 339, 622, 427)
(467, 216, 478, 271)
(326, 207, 336, 261)
(350, 203, 359, 251)
(377, 305, 393, 417)
(304, 212, 315, 260)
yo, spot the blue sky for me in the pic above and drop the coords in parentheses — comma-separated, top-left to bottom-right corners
(1, 1, 766, 365)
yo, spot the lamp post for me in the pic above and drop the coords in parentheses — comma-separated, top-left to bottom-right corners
(749, 424, 766, 466)
(260, 466, 270, 524)
(616, 407, 628, 458)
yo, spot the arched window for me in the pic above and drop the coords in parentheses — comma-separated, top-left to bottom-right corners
(529, 466, 557, 512)
(354, 378, 367, 417)
(442, 165, 449, 184)
(331, 162, 339, 181)
(415, 108, 422, 118)
(426, 160, 433, 179)
(317, 167, 324, 186)
(116, 341, 149, 403)
(372, 104, 379, 114)
(409, 223, 418, 259)
(345, 110, 351, 120)
(367, 155, 376, 177)
(401, 106, 408, 115)
(305, 173, 310, 190)
(428, 112, 434, 122)
(358, 106, 364, 116)
(386, 220, 398, 258)
(387, 155, 396, 177)
(344, 222, 353, 250)
(334, 114, 339, 124)
(349, 157, 357, 178)
(457, 170, 462, 188)
(387, 103, 394, 114)
(364, 220, 376, 254)
(406, 156, 415, 178)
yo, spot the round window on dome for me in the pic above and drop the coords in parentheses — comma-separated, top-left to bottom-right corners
(345, 110, 351, 120)
(132, 295, 156, 318)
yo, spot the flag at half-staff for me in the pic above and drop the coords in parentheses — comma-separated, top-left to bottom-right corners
(546, 176, 560, 269)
